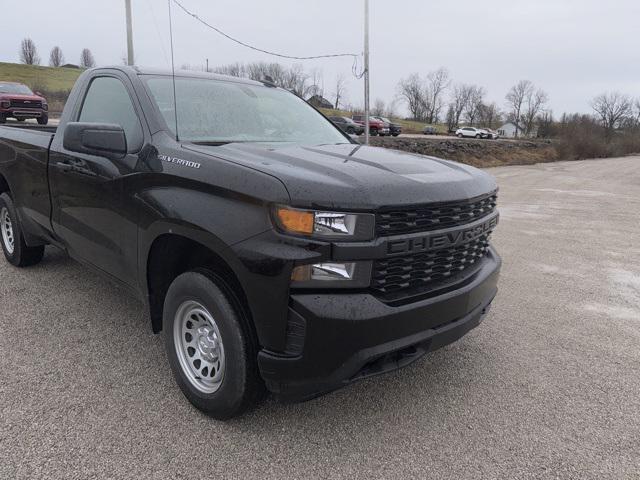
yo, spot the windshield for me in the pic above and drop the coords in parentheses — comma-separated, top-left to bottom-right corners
(0, 83, 34, 95)
(143, 76, 349, 145)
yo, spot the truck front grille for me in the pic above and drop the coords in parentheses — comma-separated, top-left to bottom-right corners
(376, 192, 497, 237)
(10, 99, 42, 109)
(371, 233, 492, 302)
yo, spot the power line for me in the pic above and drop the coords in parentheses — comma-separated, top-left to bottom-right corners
(171, 0, 365, 70)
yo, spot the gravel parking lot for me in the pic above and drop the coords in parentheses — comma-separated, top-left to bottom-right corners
(1, 157, 639, 479)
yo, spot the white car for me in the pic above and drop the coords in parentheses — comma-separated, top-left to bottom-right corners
(481, 128, 500, 139)
(455, 127, 484, 138)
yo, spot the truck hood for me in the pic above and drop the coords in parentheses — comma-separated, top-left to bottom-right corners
(0, 93, 45, 102)
(187, 142, 497, 210)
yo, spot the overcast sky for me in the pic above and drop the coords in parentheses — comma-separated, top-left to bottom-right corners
(1, 0, 639, 116)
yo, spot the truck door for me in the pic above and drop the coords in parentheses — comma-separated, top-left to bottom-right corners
(48, 74, 145, 288)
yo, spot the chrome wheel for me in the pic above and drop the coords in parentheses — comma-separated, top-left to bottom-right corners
(173, 300, 225, 394)
(1, 207, 15, 255)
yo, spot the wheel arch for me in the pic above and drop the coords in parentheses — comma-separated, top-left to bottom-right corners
(142, 222, 254, 340)
(0, 173, 10, 196)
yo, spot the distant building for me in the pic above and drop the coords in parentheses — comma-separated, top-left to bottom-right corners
(61, 63, 80, 69)
(498, 122, 538, 138)
(307, 95, 334, 109)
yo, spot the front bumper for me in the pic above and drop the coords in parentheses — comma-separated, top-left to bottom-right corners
(0, 108, 45, 119)
(258, 247, 501, 402)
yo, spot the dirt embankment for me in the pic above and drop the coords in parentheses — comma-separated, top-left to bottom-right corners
(370, 137, 559, 168)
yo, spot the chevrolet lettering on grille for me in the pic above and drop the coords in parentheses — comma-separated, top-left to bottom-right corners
(386, 213, 499, 255)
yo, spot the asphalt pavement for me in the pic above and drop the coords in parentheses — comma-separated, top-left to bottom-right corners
(1, 156, 639, 479)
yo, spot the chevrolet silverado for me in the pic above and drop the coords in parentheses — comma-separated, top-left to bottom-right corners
(0, 66, 501, 419)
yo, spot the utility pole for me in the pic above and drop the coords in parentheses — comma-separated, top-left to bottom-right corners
(364, 0, 370, 145)
(125, 0, 135, 66)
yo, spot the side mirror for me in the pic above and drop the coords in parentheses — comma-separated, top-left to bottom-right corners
(63, 122, 127, 160)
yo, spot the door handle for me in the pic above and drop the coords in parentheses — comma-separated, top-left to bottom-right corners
(54, 162, 97, 177)
(55, 162, 73, 173)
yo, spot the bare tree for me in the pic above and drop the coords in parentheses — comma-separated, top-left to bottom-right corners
(332, 74, 347, 109)
(463, 85, 485, 126)
(591, 92, 632, 138)
(246, 62, 287, 85)
(445, 104, 456, 132)
(49, 46, 64, 67)
(522, 88, 549, 135)
(632, 98, 640, 126)
(448, 84, 474, 129)
(20, 38, 40, 65)
(505, 80, 535, 137)
(80, 48, 96, 68)
(214, 61, 315, 97)
(214, 62, 248, 77)
(307, 68, 324, 99)
(397, 73, 426, 120)
(372, 99, 386, 116)
(283, 64, 311, 98)
(386, 98, 400, 119)
(537, 110, 555, 138)
(477, 102, 502, 129)
(424, 68, 450, 124)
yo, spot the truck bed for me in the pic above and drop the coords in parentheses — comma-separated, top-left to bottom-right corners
(0, 124, 55, 151)
(0, 122, 57, 135)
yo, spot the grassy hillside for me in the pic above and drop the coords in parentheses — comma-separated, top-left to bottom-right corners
(0, 62, 81, 92)
(0, 62, 82, 113)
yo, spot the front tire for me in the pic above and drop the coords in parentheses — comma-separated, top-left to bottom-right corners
(457, 133, 463, 138)
(475, 134, 482, 138)
(163, 270, 265, 419)
(370, 128, 379, 136)
(0, 193, 45, 267)
(37, 114, 48, 125)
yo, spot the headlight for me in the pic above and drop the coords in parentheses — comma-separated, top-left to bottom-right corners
(0, 100, 9, 109)
(42, 103, 48, 111)
(273, 206, 375, 241)
(290, 261, 372, 288)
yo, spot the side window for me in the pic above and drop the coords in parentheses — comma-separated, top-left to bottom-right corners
(78, 76, 143, 152)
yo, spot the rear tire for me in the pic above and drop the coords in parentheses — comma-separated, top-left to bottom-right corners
(0, 115, 5, 124)
(370, 128, 378, 136)
(37, 115, 48, 125)
(163, 270, 265, 419)
(0, 193, 45, 267)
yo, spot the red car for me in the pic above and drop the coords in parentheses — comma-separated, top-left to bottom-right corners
(0, 82, 48, 125)
(351, 115, 390, 136)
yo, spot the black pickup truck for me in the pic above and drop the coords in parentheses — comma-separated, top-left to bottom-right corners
(0, 66, 500, 419)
